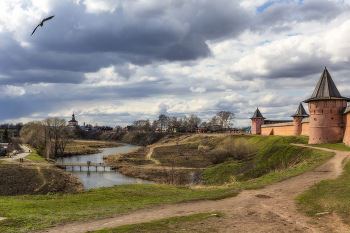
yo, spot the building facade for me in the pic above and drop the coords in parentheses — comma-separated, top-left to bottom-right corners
(68, 113, 78, 128)
(251, 67, 350, 146)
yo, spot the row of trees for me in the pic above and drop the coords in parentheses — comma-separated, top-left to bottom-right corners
(131, 111, 235, 133)
(0, 123, 23, 131)
(20, 118, 72, 158)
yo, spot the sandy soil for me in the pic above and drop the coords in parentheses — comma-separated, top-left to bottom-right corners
(39, 145, 350, 233)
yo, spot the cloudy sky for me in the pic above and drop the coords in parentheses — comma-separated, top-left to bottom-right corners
(1, 0, 350, 127)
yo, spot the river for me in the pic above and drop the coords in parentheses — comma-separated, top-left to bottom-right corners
(58, 143, 155, 190)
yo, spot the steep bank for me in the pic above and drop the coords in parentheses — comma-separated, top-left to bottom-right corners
(0, 163, 83, 196)
(106, 134, 328, 187)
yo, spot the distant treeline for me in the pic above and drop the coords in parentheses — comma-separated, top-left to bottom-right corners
(0, 123, 23, 131)
(72, 128, 167, 146)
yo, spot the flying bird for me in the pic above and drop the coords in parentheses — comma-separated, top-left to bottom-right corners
(31, 15, 55, 36)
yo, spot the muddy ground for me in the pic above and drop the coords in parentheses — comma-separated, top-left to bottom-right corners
(0, 164, 83, 196)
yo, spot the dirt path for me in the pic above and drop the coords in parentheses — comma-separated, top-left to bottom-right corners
(0, 145, 31, 162)
(34, 166, 47, 192)
(40, 145, 350, 233)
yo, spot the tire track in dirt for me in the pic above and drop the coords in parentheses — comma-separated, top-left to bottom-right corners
(40, 145, 350, 233)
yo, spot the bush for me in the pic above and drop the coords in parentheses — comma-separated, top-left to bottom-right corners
(222, 138, 255, 160)
(207, 148, 230, 164)
(36, 145, 45, 157)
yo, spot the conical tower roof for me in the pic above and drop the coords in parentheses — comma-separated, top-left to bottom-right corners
(291, 103, 309, 117)
(304, 67, 350, 103)
(250, 108, 265, 119)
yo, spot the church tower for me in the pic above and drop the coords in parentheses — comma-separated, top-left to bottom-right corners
(291, 103, 309, 135)
(304, 67, 349, 144)
(250, 108, 265, 134)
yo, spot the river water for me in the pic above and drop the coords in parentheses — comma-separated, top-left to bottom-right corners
(58, 143, 155, 190)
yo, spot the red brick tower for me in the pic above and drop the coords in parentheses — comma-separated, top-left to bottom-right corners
(291, 103, 309, 135)
(251, 108, 265, 134)
(304, 67, 349, 144)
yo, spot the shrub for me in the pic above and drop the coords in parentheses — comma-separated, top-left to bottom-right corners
(207, 148, 230, 164)
(222, 138, 255, 160)
(36, 145, 46, 157)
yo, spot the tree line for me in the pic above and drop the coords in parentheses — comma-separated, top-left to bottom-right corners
(20, 118, 72, 159)
(131, 111, 235, 132)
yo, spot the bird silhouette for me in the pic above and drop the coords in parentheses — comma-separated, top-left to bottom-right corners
(31, 16, 55, 36)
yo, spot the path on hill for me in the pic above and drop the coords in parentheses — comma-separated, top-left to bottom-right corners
(0, 145, 31, 162)
(41, 145, 350, 233)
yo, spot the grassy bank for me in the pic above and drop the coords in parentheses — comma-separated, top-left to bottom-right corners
(296, 161, 350, 225)
(0, 135, 335, 232)
(305, 142, 350, 151)
(0, 184, 236, 233)
(63, 140, 123, 156)
(0, 163, 83, 197)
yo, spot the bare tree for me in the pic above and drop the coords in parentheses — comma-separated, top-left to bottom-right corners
(158, 114, 169, 132)
(216, 111, 235, 131)
(21, 118, 71, 159)
(187, 114, 201, 132)
(151, 120, 159, 132)
(168, 117, 180, 132)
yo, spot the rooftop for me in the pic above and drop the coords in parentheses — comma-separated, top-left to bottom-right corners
(304, 67, 350, 103)
(250, 108, 265, 119)
(291, 103, 309, 117)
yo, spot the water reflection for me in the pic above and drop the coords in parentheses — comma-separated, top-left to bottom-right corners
(59, 143, 155, 190)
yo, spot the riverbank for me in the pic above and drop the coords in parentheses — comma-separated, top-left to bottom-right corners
(0, 163, 83, 196)
(106, 134, 331, 187)
(58, 140, 124, 157)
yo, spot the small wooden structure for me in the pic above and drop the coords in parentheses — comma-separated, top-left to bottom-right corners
(56, 162, 111, 171)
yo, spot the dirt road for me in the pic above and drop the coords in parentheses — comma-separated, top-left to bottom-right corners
(0, 145, 31, 162)
(40, 145, 350, 233)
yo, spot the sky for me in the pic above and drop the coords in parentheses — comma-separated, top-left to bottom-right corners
(1, 0, 350, 127)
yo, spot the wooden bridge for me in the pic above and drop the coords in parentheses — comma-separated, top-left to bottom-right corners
(55, 162, 120, 171)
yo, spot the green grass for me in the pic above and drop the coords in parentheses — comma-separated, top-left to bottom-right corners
(203, 135, 328, 187)
(0, 160, 11, 164)
(203, 162, 243, 185)
(0, 135, 334, 232)
(25, 153, 47, 162)
(296, 161, 350, 225)
(92, 212, 224, 233)
(0, 184, 235, 233)
(23, 145, 46, 162)
(307, 143, 350, 151)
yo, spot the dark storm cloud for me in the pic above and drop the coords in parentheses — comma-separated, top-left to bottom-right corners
(252, 0, 347, 33)
(0, 0, 254, 85)
(30, 0, 252, 57)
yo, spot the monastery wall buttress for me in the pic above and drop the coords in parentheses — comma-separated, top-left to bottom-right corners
(251, 67, 350, 146)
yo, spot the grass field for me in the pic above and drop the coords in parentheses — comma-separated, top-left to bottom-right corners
(0, 184, 235, 233)
(24, 145, 47, 162)
(0, 134, 336, 232)
(296, 161, 350, 225)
